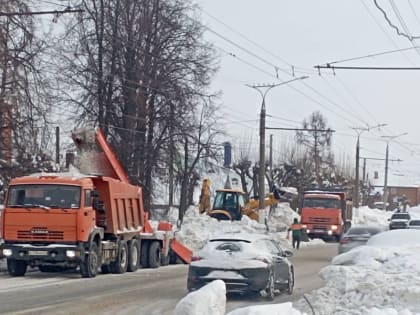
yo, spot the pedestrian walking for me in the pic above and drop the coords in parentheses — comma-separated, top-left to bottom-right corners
(287, 218, 303, 249)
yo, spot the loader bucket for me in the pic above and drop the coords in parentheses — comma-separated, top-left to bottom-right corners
(170, 239, 192, 264)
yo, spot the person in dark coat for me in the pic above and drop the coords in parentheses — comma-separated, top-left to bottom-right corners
(287, 218, 303, 249)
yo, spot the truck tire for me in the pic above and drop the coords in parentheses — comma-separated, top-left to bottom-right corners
(110, 240, 128, 274)
(148, 241, 161, 269)
(140, 241, 149, 268)
(7, 259, 27, 277)
(127, 239, 140, 272)
(80, 242, 100, 278)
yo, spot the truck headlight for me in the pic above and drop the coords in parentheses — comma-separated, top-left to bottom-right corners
(66, 250, 76, 258)
(331, 225, 338, 230)
(301, 224, 307, 228)
(3, 249, 12, 257)
(327, 230, 333, 235)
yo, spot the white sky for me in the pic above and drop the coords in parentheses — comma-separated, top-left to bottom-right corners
(197, 0, 420, 186)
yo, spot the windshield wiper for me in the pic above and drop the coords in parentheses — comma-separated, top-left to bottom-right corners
(23, 204, 51, 210)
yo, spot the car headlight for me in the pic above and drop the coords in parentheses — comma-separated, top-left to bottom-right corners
(331, 225, 338, 230)
(3, 248, 12, 257)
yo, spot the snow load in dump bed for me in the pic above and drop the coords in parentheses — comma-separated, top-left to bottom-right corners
(72, 128, 129, 183)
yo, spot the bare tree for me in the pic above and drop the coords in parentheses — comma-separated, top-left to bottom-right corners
(296, 111, 333, 185)
(53, 0, 218, 208)
(0, 1, 55, 185)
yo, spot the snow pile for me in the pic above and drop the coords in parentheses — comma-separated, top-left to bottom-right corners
(174, 279, 226, 315)
(294, 229, 420, 315)
(227, 302, 304, 315)
(173, 202, 324, 253)
(174, 207, 288, 252)
(352, 205, 390, 227)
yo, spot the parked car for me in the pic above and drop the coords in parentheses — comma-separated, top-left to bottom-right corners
(388, 212, 411, 230)
(408, 219, 420, 230)
(338, 226, 384, 254)
(187, 233, 294, 300)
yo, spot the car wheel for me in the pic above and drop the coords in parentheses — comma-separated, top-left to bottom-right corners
(287, 268, 294, 295)
(264, 271, 275, 301)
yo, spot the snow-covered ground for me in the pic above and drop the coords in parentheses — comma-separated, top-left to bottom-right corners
(176, 205, 420, 315)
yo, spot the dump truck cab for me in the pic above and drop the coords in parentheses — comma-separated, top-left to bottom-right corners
(300, 190, 352, 241)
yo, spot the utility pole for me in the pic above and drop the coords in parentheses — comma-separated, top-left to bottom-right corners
(381, 133, 407, 208)
(351, 123, 386, 208)
(246, 76, 307, 213)
(269, 134, 273, 184)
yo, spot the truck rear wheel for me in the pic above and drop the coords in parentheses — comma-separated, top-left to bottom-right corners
(80, 242, 100, 278)
(148, 241, 161, 269)
(127, 239, 140, 272)
(111, 240, 128, 274)
(7, 259, 27, 277)
(140, 241, 149, 268)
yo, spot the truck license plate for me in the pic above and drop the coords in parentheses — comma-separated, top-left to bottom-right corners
(28, 250, 48, 256)
(314, 229, 324, 233)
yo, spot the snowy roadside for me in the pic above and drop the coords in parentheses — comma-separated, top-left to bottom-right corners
(176, 206, 420, 315)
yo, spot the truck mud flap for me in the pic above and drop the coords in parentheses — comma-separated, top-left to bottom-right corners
(170, 239, 192, 264)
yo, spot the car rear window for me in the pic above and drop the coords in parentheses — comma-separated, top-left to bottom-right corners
(214, 242, 243, 252)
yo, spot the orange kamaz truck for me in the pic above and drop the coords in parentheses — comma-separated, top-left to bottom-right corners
(0, 128, 191, 277)
(300, 189, 352, 241)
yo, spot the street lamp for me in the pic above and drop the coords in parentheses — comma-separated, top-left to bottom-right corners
(381, 132, 407, 208)
(246, 76, 308, 214)
(352, 123, 387, 208)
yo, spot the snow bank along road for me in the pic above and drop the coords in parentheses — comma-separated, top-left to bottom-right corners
(0, 243, 337, 315)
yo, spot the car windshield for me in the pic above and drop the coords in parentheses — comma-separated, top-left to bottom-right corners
(303, 197, 341, 209)
(7, 184, 81, 209)
(391, 213, 410, 220)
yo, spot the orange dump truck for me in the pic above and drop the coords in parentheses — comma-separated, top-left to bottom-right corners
(300, 190, 352, 241)
(0, 128, 191, 277)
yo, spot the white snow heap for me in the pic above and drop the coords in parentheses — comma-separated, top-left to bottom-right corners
(294, 229, 420, 315)
(174, 280, 226, 315)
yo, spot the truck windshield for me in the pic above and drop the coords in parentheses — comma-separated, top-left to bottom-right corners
(7, 184, 81, 209)
(303, 198, 341, 209)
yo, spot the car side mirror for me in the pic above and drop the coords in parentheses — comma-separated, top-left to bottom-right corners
(283, 249, 293, 258)
(387, 218, 390, 221)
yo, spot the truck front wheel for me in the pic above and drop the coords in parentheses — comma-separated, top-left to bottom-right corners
(148, 241, 161, 269)
(80, 242, 100, 278)
(7, 259, 27, 277)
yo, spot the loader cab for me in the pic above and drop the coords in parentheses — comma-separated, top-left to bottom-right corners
(209, 189, 246, 221)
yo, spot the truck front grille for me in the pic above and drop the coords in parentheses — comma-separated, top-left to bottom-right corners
(309, 217, 331, 224)
(17, 229, 64, 240)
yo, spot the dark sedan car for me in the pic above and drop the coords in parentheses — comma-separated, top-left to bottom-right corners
(338, 226, 384, 254)
(187, 233, 294, 300)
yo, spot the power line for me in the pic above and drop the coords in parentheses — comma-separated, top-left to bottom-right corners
(316, 65, 420, 71)
(373, 0, 420, 39)
(323, 45, 420, 66)
(0, 8, 83, 17)
(359, 0, 415, 64)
